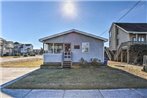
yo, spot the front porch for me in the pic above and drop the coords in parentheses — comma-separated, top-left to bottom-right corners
(43, 43, 72, 68)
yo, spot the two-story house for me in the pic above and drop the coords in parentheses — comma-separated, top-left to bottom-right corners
(0, 38, 14, 56)
(109, 23, 147, 65)
(20, 44, 33, 54)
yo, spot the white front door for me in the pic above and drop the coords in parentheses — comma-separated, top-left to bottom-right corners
(64, 44, 71, 61)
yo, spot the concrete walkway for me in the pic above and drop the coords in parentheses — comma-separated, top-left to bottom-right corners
(1, 88, 147, 98)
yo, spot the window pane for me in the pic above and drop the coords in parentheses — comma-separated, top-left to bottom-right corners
(54, 43, 63, 53)
(82, 42, 89, 53)
(48, 43, 53, 53)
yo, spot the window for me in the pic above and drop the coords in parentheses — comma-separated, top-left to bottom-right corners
(132, 37, 136, 42)
(48, 43, 53, 53)
(82, 42, 89, 53)
(74, 45, 80, 49)
(116, 39, 119, 46)
(54, 43, 63, 53)
(138, 37, 145, 42)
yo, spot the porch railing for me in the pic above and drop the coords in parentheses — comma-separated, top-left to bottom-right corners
(115, 41, 147, 60)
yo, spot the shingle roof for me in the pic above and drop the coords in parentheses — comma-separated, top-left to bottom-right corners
(39, 29, 108, 42)
(115, 23, 147, 32)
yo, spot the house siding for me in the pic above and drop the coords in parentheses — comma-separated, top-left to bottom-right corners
(117, 28, 130, 48)
(43, 32, 104, 63)
(109, 25, 130, 51)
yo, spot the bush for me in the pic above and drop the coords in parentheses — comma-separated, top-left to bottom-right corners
(23, 53, 28, 57)
(14, 53, 21, 56)
(90, 58, 104, 66)
(142, 65, 147, 72)
(29, 52, 36, 56)
(3, 53, 9, 56)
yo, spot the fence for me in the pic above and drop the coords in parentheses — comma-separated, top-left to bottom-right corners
(143, 55, 147, 66)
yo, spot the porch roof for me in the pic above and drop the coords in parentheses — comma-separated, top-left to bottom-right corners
(39, 29, 108, 42)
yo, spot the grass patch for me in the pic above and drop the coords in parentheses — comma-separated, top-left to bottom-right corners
(5, 65, 147, 89)
(1, 58, 43, 67)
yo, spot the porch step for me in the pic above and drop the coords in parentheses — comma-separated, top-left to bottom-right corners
(63, 61, 72, 68)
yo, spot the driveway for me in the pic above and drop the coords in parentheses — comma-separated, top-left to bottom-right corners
(1, 67, 147, 98)
(0, 67, 39, 98)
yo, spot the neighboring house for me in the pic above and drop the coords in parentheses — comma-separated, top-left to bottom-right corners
(33, 49, 41, 55)
(20, 44, 33, 54)
(39, 29, 107, 68)
(0, 38, 14, 56)
(108, 23, 147, 65)
(13, 42, 22, 54)
(0, 38, 34, 56)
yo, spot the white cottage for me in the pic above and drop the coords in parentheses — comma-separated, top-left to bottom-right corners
(39, 29, 107, 68)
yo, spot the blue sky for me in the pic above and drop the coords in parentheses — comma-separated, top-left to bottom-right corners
(2, 0, 147, 49)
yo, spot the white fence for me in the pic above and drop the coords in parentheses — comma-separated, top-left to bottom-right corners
(143, 55, 147, 66)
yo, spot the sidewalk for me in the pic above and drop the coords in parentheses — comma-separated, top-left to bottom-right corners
(1, 88, 147, 98)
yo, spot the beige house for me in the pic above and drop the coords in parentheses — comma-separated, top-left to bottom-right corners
(108, 23, 147, 65)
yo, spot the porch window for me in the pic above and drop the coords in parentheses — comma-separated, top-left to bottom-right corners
(138, 37, 145, 42)
(82, 42, 89, 53)
(54, 43, 63, 53)
(132, 37, 136, 42)
(48, 43, 53, 53)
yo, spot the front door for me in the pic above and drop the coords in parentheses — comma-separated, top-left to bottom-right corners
(64, 44, 71, 61)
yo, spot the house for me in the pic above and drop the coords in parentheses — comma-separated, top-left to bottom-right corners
(20, 44, 33, 54)
(13, 42, 22, 54)
(39, 29, 107, 68)
(0, 38, 14, 56)
(108, 23, 147, 65)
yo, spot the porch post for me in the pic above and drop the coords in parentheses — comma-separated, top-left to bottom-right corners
(146, 34, 147, 42)
(43, 43, 44, 51)
(121, 50, 123, 62)
(53, 43, 54, 54)
(127, 48, 129, 64)
(136, 34, 138, 41)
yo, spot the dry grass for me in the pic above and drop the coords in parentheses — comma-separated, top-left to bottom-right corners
(1, 58, 43, 67)
(5, 65, 147, 89)
(108, 61, 147, 80)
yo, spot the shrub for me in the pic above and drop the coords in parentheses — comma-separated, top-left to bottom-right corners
(23, 53, 28, 57)
(29, 52, 36, 56)
(90, 58, 104, 66)
(14, 53, 21, 56)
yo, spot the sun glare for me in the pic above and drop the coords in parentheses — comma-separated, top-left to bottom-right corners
(62, 0, 77, 18)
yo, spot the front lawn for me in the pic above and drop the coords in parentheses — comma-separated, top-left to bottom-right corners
(1, 58, 43, 67)
(5, 65, 147, 89)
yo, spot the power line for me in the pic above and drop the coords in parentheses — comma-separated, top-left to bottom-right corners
(99, 0, 142, 36)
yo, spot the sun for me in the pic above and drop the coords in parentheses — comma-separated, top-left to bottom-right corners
(62, 0, 77, 18)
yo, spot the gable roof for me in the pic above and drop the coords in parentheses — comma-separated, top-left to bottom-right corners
(114, 23, 147, 32)
(39, 29, 108, 42)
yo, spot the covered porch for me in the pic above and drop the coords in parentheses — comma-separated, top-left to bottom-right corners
(43, 43, 72, 68)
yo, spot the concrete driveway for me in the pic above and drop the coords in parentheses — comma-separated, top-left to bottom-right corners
(1, 67, 147, 98)
(0, 67, 39, 98)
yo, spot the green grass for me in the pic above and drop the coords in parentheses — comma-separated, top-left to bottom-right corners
(5, 65, 147, 89)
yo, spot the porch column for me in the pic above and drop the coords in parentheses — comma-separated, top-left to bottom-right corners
(121, 51, 123, 62)
(127, 48, 129, 64)
(136, 34, 138, 41)
(146, 34, 147, 42)
(53, 43, 54, 54)
(43, 43, 44, 51)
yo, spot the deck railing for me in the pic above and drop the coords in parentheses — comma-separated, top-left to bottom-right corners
(115, 41, 147, 60)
